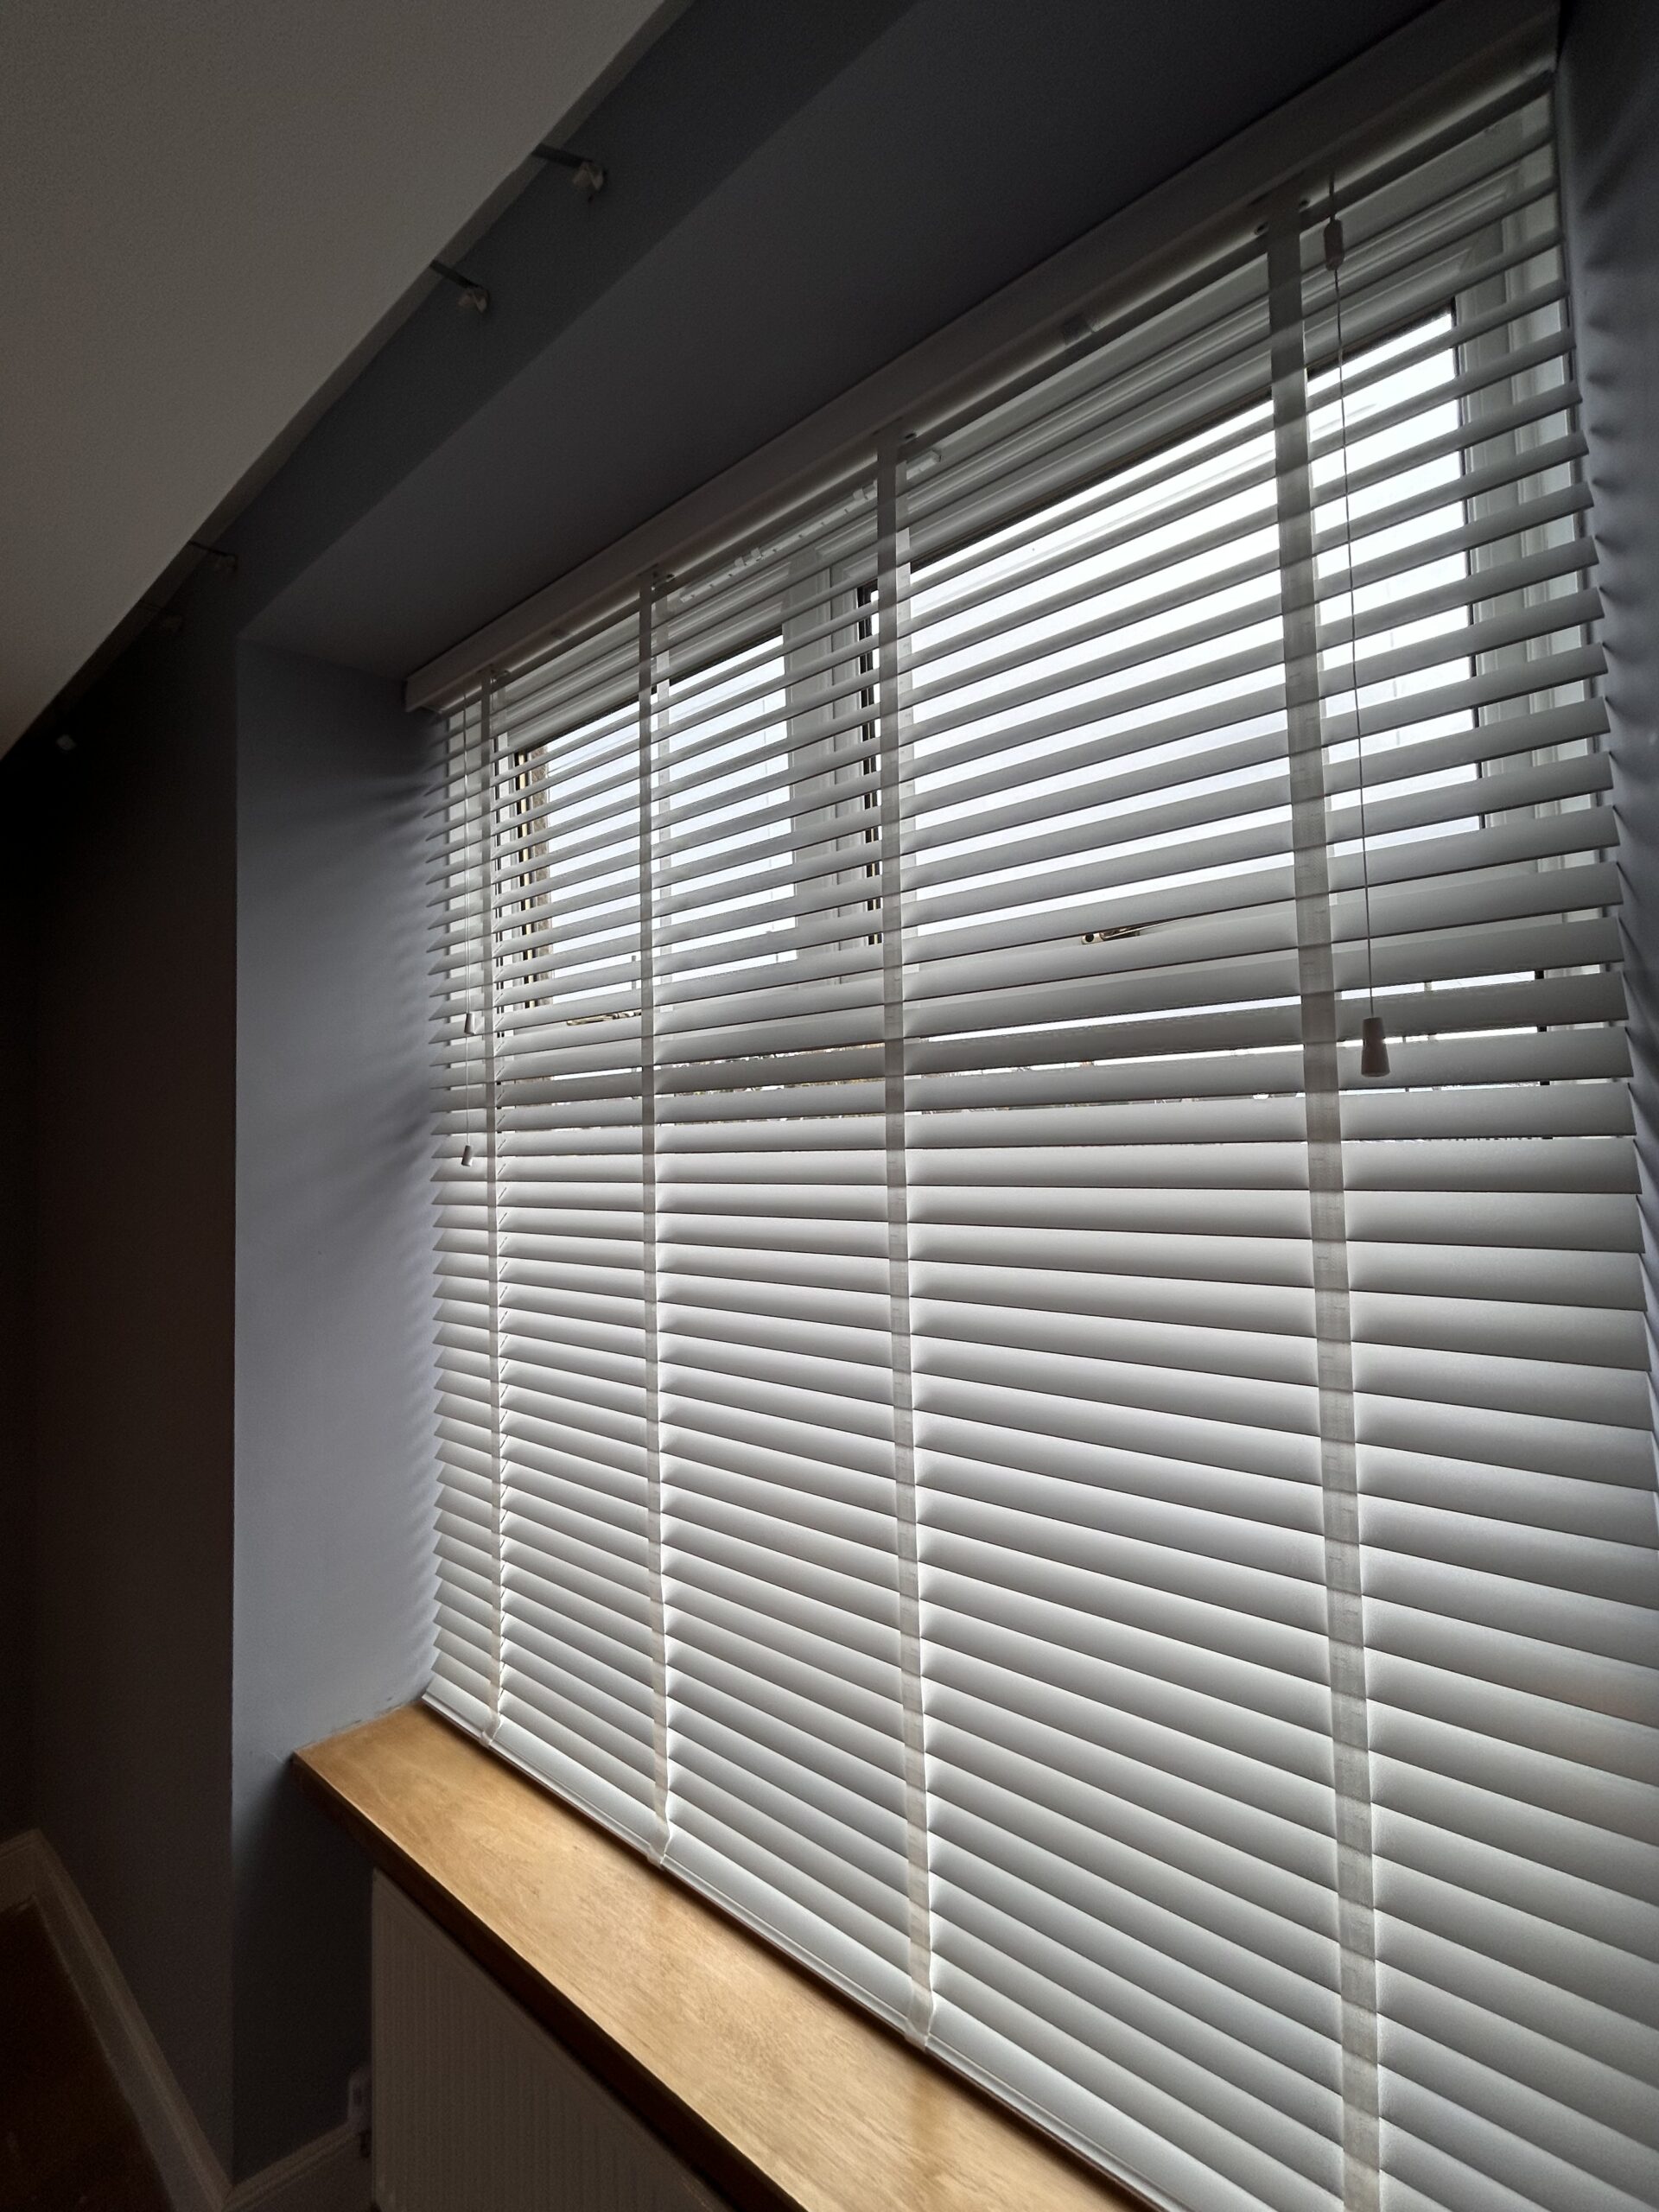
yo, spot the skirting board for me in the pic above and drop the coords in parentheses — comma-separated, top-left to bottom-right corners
(0, 1827, 37, 1913)
(224, 2124, 371, 2212)
(0, 1828, 371, 2212)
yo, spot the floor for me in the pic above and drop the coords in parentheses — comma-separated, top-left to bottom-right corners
(0, 1904, 168, 2212)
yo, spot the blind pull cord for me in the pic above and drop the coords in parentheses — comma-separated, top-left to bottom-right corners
(639, 582, 671, 1869)
(877, 432, 937, 2050)
(1268, 190, 1382, 2212)
(461, 1006, 477, 1166)
(1324, 194, 1389, 1080)
(475, 696, 507, 1738)
(462, 887, 483, 1164)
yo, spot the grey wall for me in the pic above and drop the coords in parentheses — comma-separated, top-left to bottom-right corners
(232, 644, 436, 2171)
(27, 628, 238, 2161)
(1560, 0, 1659, 1373)
(0, 751, 40, 1840)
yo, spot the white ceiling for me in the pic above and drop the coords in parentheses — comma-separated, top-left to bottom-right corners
(0, 0, 672, 752)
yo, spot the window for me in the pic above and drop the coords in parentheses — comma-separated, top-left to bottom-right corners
(429, 76, 1659, 2212)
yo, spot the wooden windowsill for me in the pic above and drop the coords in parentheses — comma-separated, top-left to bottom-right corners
(295, 1702, 1144, 2212)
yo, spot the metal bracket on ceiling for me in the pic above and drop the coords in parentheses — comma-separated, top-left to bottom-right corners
(430, 260, 491, 315)
(532, 144, 606, 200)
(188, 539, 238, 577)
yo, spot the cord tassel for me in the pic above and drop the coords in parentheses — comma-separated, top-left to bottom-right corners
(1359, 1014, 1390, 1079)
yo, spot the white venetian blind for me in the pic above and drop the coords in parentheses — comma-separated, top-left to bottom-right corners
(648, 493, 930, 2023)
(427, 68, 1659, 2212)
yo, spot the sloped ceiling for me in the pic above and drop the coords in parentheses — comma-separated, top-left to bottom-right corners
(0, 0, 674, 751)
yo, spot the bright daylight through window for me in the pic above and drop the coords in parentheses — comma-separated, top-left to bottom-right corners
(427, 68, 1658, 2212)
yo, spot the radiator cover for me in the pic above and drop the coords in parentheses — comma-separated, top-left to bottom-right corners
(372, 1874, 727, 2212)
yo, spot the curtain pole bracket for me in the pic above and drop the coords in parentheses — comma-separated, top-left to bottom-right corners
(532, 144, 606, 200)
(431, 260, 491, 315)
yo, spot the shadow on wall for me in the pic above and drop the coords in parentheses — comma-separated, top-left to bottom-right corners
(231, 643, 437, 2175)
